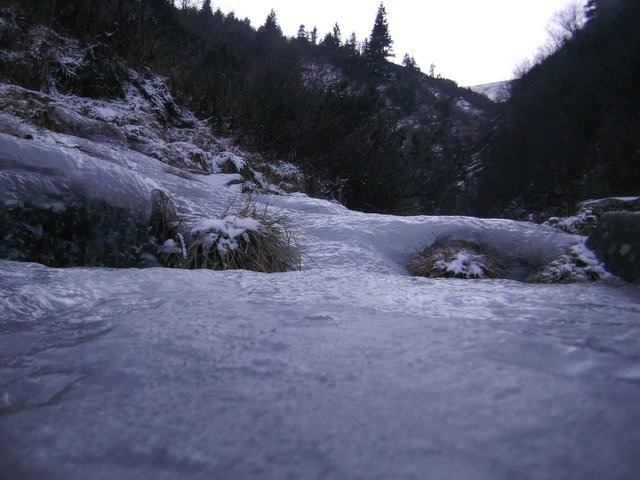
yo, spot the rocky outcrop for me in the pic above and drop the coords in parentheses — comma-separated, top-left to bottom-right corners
(578, 197, 640, 216)
(0, 132, 170, 267)
(587, 212, 640, 283)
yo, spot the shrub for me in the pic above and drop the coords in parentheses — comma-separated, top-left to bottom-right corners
(406, 240, 505, 279)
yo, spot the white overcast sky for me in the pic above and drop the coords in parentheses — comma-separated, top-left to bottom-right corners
(204, 1, 586, 86)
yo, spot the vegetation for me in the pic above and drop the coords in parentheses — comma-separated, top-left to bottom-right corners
(157, 199, 301, 273)
(473, 0, 640, 218)
(2, 0, 636, 219)
(1, 0, 492, 215)
(526, 243, 609, 283)
(406, 240, 505, 279)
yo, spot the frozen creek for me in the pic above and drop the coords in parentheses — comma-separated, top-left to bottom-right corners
(1, 130, 640, 479)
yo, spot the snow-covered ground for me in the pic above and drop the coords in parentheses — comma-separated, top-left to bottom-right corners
(468, 80, 512, 102)
(2, 121, 640, 479)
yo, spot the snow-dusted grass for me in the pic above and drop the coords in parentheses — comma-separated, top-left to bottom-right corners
(406, 240, 505, 279)
(158, 199, 300, 273)
(544, 208, 599, 235)
(527, 241, 611, 283)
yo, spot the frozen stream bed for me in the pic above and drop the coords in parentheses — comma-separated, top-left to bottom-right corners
(1, 121, 640, 479)
(2, 246, 640, 479)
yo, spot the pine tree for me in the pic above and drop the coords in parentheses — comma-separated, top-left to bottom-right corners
(346, 32, 358, 54)
(332, 22, 342, 45)
(260, 9, 282, 36)
(365, 2, 393, 64)
(402, 54, 420, 72)
(322, 22, 342, 49)
(201, 0, 213, 17)
(297, 24, 307, 40)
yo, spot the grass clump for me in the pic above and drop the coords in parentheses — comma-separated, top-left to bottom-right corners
(406, 240, 505, 279)
(157, 199, 301, 273)
(526, 242, 610, 283)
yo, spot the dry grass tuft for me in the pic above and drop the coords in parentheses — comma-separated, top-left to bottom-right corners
(406, 240, 505, 279)
(525, 242, 609, 283)
(157, 198, 301, 273)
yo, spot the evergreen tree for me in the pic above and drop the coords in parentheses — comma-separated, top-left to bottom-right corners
(365, 2, 393, 63)
(402, 53, 420, 72)
(297, 24, 307, 40)
(200, 0, 213, 17)
(310, 26, 318, 44)
(346, 32, 358, 54)
(259, 9, 282, 37)
(332, 22, 342, 44)
(322, 22, 341, 49)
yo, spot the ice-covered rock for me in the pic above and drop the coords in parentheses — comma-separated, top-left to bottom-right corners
(588, 212, 640, 283)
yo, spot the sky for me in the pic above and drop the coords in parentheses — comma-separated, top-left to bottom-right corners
(202, 0, 586, 86)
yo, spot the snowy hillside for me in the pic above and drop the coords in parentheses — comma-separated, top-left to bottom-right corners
(469, 80, 512, 102)
(2, 78, 640, 479)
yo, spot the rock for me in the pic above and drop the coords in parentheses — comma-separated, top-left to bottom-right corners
(587, 212, 640, 283)
(544, 197, 640, 236)
(0, 133, 173, 267)
(50, 105, 126, 143)
(578, 197, 640, 216)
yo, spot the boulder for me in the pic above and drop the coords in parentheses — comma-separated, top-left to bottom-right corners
(0, 133, 173, 267)
(578, 197, 640, 216)
(587, 212, 640, 283)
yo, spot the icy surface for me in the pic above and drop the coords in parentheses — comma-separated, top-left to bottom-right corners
(2, 259, 640, 480)
(1, 78, 640, 479)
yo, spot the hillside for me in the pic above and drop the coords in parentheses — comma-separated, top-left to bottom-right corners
(472, 0, 640, 218)
(1, 0, 495, 215)
(468, 80, 511, 102)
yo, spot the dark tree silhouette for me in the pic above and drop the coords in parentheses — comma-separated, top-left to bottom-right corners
(297, 24, 307, 40)
(402, 54, 420, 72)
(365, 2, 393, 64)
(200, 0, 212, 17)
(259, 9, 282, 37)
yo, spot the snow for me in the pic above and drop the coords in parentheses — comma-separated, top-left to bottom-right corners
(196, 173, 244, 190)
(436, 251, 485, 277)
(2, 258, 640, 479)
(455, 98, 483, 116)
(468, 80, 512, 102)
(190, 216, 264, 255)
(1, 62, 640, 478)
(583, 196, 640, 204)
(302, 62, 345, 93)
